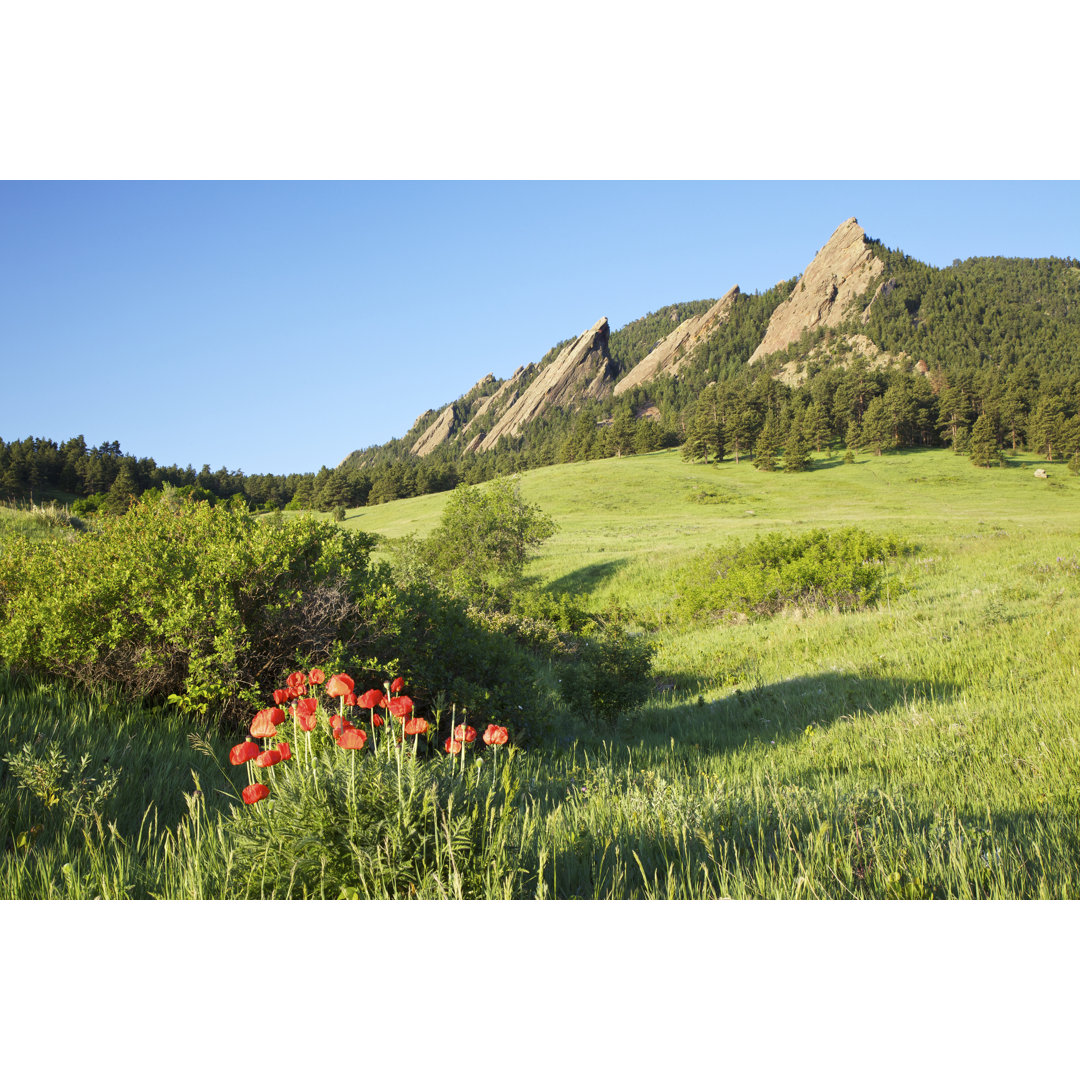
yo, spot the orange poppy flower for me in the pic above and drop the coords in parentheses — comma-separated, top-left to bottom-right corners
(293, 697, 318, 732)
(250, 709, 278, 738)
(272, 688, 290, 706)
(336, 728, 368, 750)
(343, 691, 357, 708)
(255, 749, 283, 768)
(390, 676, 405, 693)
(229, 740, 260, 765)
(326, 673, 354, 698)
(309, 668, 326, 685)
(444, 737, 463, 754)
(482, 724, 509, 746)
(358, 689, 384, 710)
(276, 741, 291, 762)
(243, 783, 269, 805)
(387, 695, 413, 718)
(454, 724, 477, 743)
(286, 671, 307, 692)
(403, 717, 428, 736)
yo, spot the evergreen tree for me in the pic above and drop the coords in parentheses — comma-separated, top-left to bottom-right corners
(783, 425, 811, 472)
(103, 465, 139, 515)
(968, 412, 1002, 467)
(754, 415, 780, 471)
(860, 397, 892, 456)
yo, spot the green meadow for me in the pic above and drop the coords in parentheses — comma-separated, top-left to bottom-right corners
(3, 447, 1079, 898)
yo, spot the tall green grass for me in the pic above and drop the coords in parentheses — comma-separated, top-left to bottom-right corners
(4, 448, 1079, 897)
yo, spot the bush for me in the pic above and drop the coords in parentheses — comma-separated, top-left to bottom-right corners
(420, 478, 557, 602)
(0, 498, 387, 727)
(673, 527, 910, 621)
(557, 627, 655, 724)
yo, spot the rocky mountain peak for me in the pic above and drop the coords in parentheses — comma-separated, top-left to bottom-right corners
(477, 317, 613, 450)
(748, 218, 884, 364)
(613, 287, 740, 396)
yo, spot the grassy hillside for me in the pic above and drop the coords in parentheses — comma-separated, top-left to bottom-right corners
(4, 447, 1079, 897)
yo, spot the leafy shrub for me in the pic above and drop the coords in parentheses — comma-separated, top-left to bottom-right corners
(0, 498, 386, 727)
(419, 478, 557, 603)
(673, 527, 910, 621)
(382, 581, 548, 736)
(221, 748, 525, 899)
(557, 627, 655, 724)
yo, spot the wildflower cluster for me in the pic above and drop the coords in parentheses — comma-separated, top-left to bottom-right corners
(227, 668, 512, 805)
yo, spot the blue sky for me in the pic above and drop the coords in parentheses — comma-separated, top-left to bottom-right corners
(2, 180, 1078, 475)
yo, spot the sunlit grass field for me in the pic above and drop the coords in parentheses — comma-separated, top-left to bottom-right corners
(3, 447, 1079, 897)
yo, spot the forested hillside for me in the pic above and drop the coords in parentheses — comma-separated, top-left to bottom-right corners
(4, 221, 1079, 515)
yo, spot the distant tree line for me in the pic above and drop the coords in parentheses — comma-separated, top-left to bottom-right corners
(5, 250, 1078, 514)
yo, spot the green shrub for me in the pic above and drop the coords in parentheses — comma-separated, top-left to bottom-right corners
(420, 478, 557, 603)
(557, 627, 655, 724)
(673, 527, 910, 621)
(0, 498, 386, 727)
(220, 747, 525, 899)
(382, 581, 548, 737)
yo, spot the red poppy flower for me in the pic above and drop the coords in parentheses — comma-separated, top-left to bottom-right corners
(250, 709, 278, 738)
(229, 740, 260, 765)
(336, 728, 368, 750)
(293, 697, 318, 732)
(255, 749, 283, 768)
(329, 714, 350, 735)
(243, 783, 269, 805)
(309, 668, 325, 685)
(444, 737, 463, 754)
(403, 716, 428, 736)
(370, 713, 384, 727)
(454, 724, 477, 743)
(482, 724, 509, 747)
(287, 671, 307, 692)
(276, 741, 292, 762)
(387, 695, 413, 719)
(358, 689, 384, 709)
(390, 676, 405, 693)
(272, 688, 290, 706)
(343, 691, 357, 708)
(326, 673, 354, 698)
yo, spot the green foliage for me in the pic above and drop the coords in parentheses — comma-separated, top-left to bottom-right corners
(420, 478, 557, 601)
(3, 738, 122, 844)
(557, 627, 655, 724)
(219, 747, 525, 899)
(0, 498, 384, 726)
(969, 413, 1003, 467)
(673, 527, 909, 621)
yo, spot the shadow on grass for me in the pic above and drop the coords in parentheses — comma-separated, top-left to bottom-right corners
(624, 670, 960, 754)
(545, 558, 629, 599)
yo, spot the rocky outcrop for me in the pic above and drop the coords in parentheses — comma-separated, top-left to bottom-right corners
(774, 333, 912, 387)
(411, 404, 457, 457)
(459, 367, 528, 440)
(613, 287, 739, 396)
(748, 218, 884, 364)
(477, 317, 613, 450)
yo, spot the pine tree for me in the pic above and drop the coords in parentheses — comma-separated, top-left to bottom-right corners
(860, 397, 892, 456)
(103, 465, 139, 515)
(754, 415, 779, 471)
(968, 413, 1002, 467)
(783, 426, 811, 472)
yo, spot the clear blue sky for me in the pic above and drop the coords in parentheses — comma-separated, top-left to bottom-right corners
(2, 180, 1078, 476)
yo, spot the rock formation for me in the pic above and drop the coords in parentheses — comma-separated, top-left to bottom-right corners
(748, 218, 884, 364)
(411, 404, 457, 457)
(613, 287, 740, 396)
(477, 317, 613, 450)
